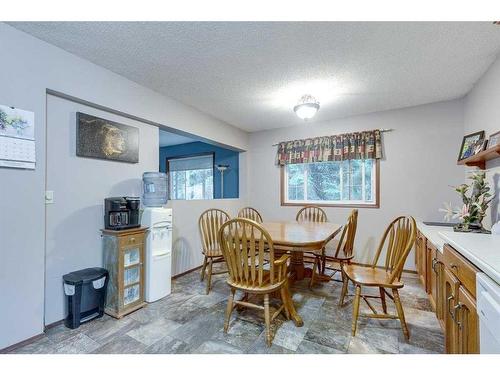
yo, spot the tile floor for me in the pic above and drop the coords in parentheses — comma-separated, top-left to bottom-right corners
(6, 268, 444, 354)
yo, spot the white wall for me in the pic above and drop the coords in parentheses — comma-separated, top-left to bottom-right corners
(463, 55, 500, 228)
(247, 100, 465, 269)
(0, 23, 248, 349)
(44, 95, 159, 324)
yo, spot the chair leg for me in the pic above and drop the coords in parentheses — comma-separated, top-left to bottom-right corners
(351, 285, 361, 336)
(309, 257, 319, 288)
(379, 287, 387, 314)
(339, 270, 349, 307)
(264, 294, 272, 347)
(393, 288, 410, 340)
(200, 256, 208, 281)
(206, 257, 213, 295)
(320, 247, 326, 275)
(224, 288, 235, 333)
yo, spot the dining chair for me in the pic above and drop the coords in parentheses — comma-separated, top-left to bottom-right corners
(340, 216, 416, 340)
(237, 207, 263, 223)
(198, 208, 230, 294)
(296, 205, 328, 223)
(310, 209, 358, 288)
(296, 205, 328, 287)
(218, 218, 291, 347)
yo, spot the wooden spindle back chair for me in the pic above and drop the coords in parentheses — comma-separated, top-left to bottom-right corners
(198, 208, 230, 294)
(218, 218, 291, 346)
(340, 216, 417, 339)
(296, 205, 328, 287)
(296, 205, 328, 223)
(312, 209, 358, 287)
(237, 207, 263, 223)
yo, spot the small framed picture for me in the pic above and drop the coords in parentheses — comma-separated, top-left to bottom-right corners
(457, 131, 485, 162)
(488, 130, 500, 149)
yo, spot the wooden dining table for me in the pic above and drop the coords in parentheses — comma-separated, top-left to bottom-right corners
(259, 221, 343, 326)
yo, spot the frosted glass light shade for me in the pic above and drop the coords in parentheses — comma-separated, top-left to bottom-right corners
(294, 102, 320, 120)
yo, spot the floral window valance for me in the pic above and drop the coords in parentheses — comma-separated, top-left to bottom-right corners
(276, 129, 382, 165)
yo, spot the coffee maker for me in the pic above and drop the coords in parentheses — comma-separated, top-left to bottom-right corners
(104, 197, 141, 230)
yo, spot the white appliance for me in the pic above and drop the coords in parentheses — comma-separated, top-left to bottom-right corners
(476, 272, 500, 353)
(141, 207, 173, 302)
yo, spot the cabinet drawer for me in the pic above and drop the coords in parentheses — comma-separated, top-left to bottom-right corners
(119, 234, 144, 248)
(443, 244, 480, 298)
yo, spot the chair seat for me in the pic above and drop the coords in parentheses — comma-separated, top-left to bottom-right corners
(323, 245, 354, 261)
(342, 264, 404, 288)
(227, 270, 286, 294)
(203, 245, 223, 257)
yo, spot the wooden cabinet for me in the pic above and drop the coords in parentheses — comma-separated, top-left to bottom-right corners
(434, 249, 445, 327)
(444, 266, 460, 353)
(415, 231, 428, 292)
(426, 241, 437, 309)
(442, 244, 480, 354)
(101, 227, 148, 319)
(415, 232, 480, 354)
(456, 286, 479, 354)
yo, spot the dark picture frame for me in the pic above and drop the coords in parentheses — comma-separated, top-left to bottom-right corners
(76, 112, 139, 163)
(487, 130, 500, 149)
(457, 130, 485, 162)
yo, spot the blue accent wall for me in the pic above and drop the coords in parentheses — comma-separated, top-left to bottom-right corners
(159, 141, 239, 199)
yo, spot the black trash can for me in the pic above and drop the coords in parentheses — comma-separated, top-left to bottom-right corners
(63, 267, 109, 329)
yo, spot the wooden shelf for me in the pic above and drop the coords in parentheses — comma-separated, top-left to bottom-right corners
(457, 144, 500, 169)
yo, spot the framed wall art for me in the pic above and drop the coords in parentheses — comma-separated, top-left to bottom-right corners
(76, 112, 139, 163)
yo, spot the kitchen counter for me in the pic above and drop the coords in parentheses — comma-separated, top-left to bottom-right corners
(439, 231, 500, 286)
(416, 222, 454, 253)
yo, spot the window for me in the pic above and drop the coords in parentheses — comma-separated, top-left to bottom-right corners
(282, 159, 379, 207)
(167, 153, 214, 200)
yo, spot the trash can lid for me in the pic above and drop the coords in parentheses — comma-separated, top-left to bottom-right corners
(63, 267, 108, 285)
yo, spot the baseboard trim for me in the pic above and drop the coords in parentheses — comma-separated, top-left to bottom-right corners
(0, 332, 46, 354)
(172, 265, 203, 279)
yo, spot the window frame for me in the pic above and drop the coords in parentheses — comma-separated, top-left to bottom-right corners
(280, 159, 380, 208)
(166, 152, 215, 200)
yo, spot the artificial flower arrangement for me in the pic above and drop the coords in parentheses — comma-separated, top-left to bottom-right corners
(440, 171, 494, 233)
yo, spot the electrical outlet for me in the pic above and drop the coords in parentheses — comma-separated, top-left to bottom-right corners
(45, 190, 54, 204)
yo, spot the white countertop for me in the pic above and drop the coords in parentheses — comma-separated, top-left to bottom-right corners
(417, 222, 500, 286)
(438, 231, 500, 286)
(416, 222, 454, 253)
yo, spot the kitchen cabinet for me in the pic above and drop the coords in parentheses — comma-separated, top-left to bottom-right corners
(434, 249, 445, 327)
(415, 230, 480, 354)
(456, 285, 479, 354)
(415, 231, 428, 292)
(101, 227, 148, 319)
(444, 266, 460, 353)
(426, 241, 437, 309)
(442, 243, 480, 354)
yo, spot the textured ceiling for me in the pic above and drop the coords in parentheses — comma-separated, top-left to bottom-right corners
(159, 130, 196, 147)
(9, 22, 500, 132)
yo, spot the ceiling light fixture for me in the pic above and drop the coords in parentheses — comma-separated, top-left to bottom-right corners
(293, 94, 320, 120)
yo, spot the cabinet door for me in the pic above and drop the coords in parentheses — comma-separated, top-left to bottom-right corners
(456, 286, 479, 354)
(444, 267, 460, 353)
(416, 233, 427, 289)
(119, 244, 145, 310)
(435, 250, 445, 327)
(427, 245, 436, 303)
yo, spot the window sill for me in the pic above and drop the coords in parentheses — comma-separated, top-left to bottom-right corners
(281, 201, 380, 209)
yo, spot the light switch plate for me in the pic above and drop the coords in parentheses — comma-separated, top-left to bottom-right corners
(45, 190, 54, 204)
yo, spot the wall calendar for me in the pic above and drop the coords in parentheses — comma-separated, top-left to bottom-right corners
(0, 104, 35, 169)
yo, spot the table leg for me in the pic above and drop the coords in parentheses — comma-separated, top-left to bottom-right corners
(290, 251, 305, 280)
(282, 282, 303, 327)
(275, 248, 303, 327)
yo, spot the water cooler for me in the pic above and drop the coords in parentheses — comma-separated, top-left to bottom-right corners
(141, 207, 173, 302)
